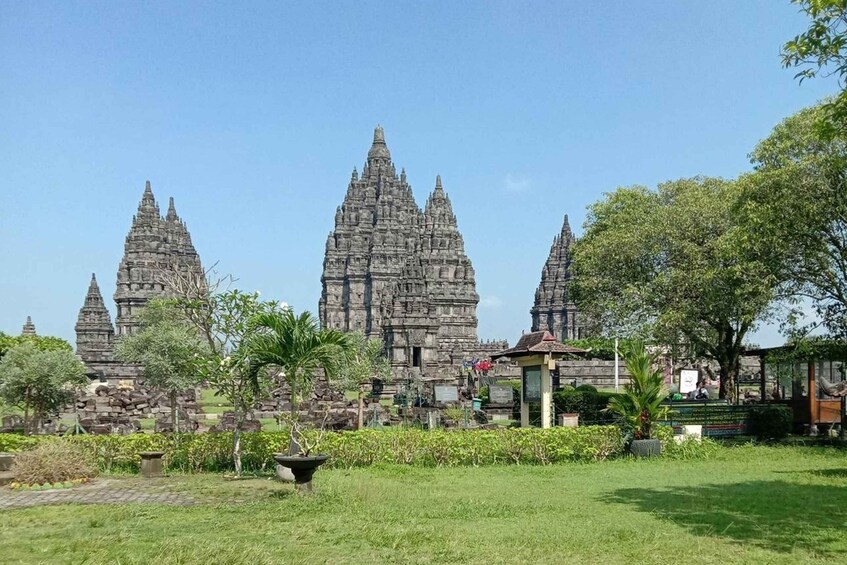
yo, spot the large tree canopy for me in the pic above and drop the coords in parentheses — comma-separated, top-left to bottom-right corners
(782, 0, 847, 134)
(572, 177, 779, 398)
(0, 332, 73, 360)
(743, 104, 847, 338)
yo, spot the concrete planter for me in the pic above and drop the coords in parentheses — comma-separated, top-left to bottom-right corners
(273, 454, 329, 494)
(139, 451, 165, 478)
(629, 439, 661, 458)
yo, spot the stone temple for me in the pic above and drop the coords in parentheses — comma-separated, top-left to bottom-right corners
(20, 316, 37, 336)
(74, 181, 204, 380)
(530, 214, 588, 341)
(320, 126, 505, 379)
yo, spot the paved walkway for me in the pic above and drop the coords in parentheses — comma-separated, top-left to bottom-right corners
(0, 478, 197, 510)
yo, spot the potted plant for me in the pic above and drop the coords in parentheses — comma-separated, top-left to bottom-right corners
(606, 341, 670, 457)
(246, 307, 352, 493)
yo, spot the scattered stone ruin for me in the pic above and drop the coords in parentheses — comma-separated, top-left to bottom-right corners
(70, 385, 200, 434)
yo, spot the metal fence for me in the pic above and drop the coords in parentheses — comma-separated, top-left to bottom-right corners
(660, 400, 755, 437)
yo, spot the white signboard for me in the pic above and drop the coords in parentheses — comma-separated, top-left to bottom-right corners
(434, 385, 459, 403)
(680, 370, 699, 394)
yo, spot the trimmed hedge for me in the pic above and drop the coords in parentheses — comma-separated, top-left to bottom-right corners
(0, 426, 624, 472)
(748, 405, 793, 439)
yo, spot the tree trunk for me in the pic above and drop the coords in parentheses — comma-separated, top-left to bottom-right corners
(23, 386, 30, 436)
(288, 380, 300, 455)
(717, 353, 740, 403)
(357, 385, 364, 430)
(233, 425, 242, 477)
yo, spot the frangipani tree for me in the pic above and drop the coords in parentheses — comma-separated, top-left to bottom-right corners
(337, 332, 391, 429)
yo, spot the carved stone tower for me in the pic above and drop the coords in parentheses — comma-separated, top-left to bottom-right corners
(382, 254, 440, 376)
(320, 127, 490, 375)
(531, 214, 586, 341)
(21, 316, 36, 336)
(75, 273, 115, 365)
(114, 181, 204, 336)
(319, 126, 423, 337)
(421, 175, 479, 363)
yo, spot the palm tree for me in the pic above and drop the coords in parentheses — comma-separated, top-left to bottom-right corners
(606, 341, 670, 440)
(245, 308, 351, 454)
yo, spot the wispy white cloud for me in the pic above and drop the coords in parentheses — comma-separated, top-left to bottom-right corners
(479, 295, 503, 309)
(504, 174, 530, 193)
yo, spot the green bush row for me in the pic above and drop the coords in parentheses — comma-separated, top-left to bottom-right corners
(0, 426, 625, 472)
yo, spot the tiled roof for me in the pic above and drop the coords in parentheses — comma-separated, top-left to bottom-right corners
(491, 330, 587, 359)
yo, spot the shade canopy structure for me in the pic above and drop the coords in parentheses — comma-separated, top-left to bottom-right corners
(492, 331, 587, 428)
(745, 344, 847, 433)
(491, 331, 588, 360)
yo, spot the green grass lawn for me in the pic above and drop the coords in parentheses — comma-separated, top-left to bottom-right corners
(4, 445, 847, 563)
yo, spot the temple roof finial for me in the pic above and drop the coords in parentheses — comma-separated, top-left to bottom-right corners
(166, 196, 178, 221)
(435, 175, 443, 191)
(368, 125, 391, 162)
(21, 316, 36, 336)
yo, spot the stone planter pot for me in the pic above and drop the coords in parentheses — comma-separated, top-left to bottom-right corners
(629, 439, 661, 458)
(273, 454, 329, 494)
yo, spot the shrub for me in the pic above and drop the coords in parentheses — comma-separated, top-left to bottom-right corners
(12, 441, 97, 486)
(0, 426, 625, 472)
(575, 384, 598, 393)
(748, 405, 793, 439)
(553, 389, 618, 425)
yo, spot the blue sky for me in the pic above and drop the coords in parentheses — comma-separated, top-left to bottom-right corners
(0, 1, 837, 347)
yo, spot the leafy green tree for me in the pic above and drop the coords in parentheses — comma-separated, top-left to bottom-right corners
(337, 332, 391, 429)
(564, 337, 638, 361)
(743, 104, 847, 339)
(572, 177, 779, 399)
(782, 0, 847, 135)
(115, 300, 208, 430)
(0, 332, 73, 359)
(0, 342, 87, 434)
(245, 308, 352, 454)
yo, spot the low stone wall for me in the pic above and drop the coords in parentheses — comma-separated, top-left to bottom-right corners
(557, 359, 630, 390)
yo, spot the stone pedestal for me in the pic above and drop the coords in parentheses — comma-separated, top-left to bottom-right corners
(139, 451, 164, 478)
(0, 452, 14, 472)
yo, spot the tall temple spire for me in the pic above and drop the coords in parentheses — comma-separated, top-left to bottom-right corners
(21, 316, 36, 336)
(76, 273, 115, 363)
(530, 213, 584, 341)
(321, 126, 485, 377)
(115, 181, 204, 336)
(166, 196, 178, 221)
